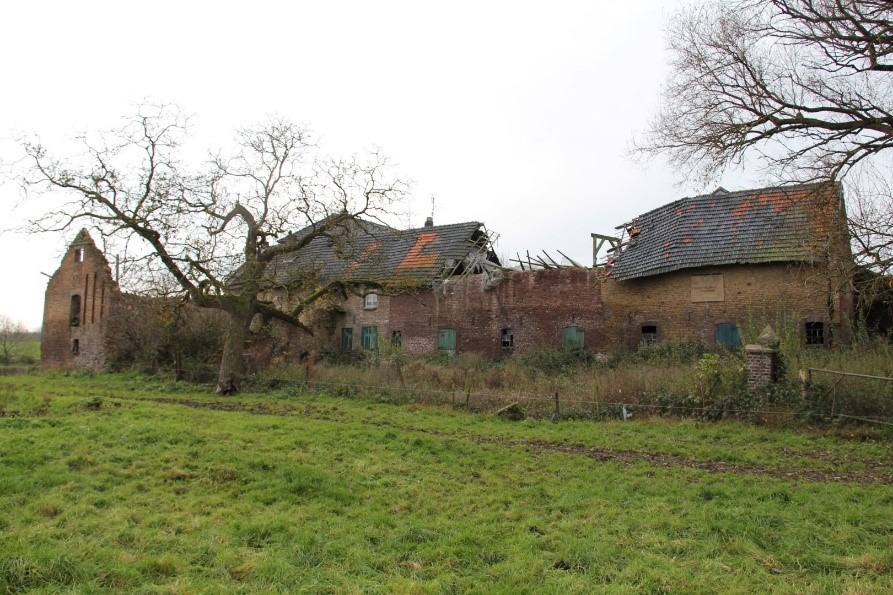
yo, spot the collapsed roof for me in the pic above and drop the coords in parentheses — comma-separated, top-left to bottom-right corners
(609, 181, 846, 281)
(267, 218, 500, 287)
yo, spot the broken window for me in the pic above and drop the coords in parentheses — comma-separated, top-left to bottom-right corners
(341, 328, 353, 351)
(364, 293, 379, 310)
(71, 339, 79, 355)
(438, 328, 457, 356)
(561, 326, 585, 350)
(714, 323, 741, 349)
(641, 325, 657, 345)
(501, 328, 514, 349)
(805, 322, 825, 346)
(73, 248, 83, 263)
(391, 330, 402, 347)
(70, 295, 81, 326)
(361, 326, 378, 350)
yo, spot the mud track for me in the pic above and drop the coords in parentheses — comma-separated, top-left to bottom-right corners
(154, 397, 893, 486)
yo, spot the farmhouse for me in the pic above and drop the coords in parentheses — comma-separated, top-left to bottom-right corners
(264, 181, 853, 359)
(600, 181, 854, 350)
(41, 181, 854, 370)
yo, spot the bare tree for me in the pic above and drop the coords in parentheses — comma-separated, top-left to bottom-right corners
(0, 315, 27, 365)
(637, 0, 893, 183)
(20, 105, 409, 393)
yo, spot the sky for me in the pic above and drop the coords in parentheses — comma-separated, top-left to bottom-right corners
(0, 0, 762, 330)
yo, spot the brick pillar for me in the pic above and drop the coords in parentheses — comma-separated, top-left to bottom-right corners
(745, 325, 780, 390)
(745, 345, 776, 389)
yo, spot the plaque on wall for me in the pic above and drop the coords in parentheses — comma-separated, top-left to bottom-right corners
(691, 273, 724, 302)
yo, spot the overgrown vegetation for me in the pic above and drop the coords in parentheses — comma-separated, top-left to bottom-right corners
(2, 373, 893, 592)
(263, 336, 893, 426)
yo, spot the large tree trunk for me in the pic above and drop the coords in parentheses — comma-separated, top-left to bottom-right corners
(215, 304, 254, 395)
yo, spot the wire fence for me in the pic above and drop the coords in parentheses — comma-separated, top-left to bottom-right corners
(263, 373, 893, 428)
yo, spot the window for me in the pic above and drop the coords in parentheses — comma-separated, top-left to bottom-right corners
(714, 323, 742, 349)
(341, 328, 353, 351)
(561, 326, 585, 350)
(501, 328, 514, 349)
(71, 339, 79, 355)
(641, 325, 657, 345)
(73, 248, 83, 263)
(361, 325, 378, 350)
(438, 328, 457, 356)
(391, 330, 402, 347)
(364, 293, 379, 310)
(70, 295, 82, 326)
(805, 322, 825, 345)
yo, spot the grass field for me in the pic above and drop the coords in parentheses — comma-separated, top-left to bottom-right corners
(2, 373, 893, 593)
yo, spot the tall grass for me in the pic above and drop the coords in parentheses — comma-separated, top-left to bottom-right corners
(260, 338, 893, 425)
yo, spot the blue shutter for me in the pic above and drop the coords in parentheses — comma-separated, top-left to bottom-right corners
(714, 323, 741, 349)
(561, 326, 584, 349)
(438, 328, 457, 355)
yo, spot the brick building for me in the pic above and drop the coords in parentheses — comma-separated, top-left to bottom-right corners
(601, 182, 853, 350)
(42, 182, 855, 368)
(41, 229, 122, 370)
(269, 181, 853, 358)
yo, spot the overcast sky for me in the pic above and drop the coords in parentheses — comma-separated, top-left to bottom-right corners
(0, 0, 762, 330)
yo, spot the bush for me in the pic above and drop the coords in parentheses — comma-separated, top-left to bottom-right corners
(630, 339, 707, 365)
(520, 347, 593, 376)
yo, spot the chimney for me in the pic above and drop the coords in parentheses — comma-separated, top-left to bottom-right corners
(424, 216, 434, 227)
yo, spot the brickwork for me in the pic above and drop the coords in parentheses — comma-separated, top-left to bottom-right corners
(600, 262, 847, 350)
(745, 346, 776, 388)
(323, 268, 603, 358)
(280, 261, 850, 360)
(41, 230, 120, 370)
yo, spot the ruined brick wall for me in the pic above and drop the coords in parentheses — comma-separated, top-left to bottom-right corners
(600, 262, 839, 350)
(329, 268, 604, 358)
(41, 230, 120, 370)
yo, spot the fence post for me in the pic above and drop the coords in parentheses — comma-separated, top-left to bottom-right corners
(554, 392, 560, 419)
(799, 369, 811, 401)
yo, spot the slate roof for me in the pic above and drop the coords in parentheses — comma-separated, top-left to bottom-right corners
(609, 182, 844, 281)
(267, 218, 495, 287)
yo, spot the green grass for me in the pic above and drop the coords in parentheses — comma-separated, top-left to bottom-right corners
(2, 373, 893, 592)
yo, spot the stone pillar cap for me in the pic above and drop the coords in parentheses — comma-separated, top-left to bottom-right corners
(756, 325, 780, 349)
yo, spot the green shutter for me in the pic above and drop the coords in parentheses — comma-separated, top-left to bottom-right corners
(561, 326, 584, 349)
(341, 328, 353, 351)
(438, 328, 457, 355)
(714, 323, 741, 349)
(361, 326, 378, 350)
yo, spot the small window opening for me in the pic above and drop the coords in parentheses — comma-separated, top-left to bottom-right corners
(391, 330, 402, 347)
(361, 325, 378, 350)
(70, 295, 82, 326)
(805, 322, 825, 345)
(501, 328, 514, 349)
(73, 248, 83, 263)
(364, 293, 379, 310)
(341, 328, 353, 351)
(641, 325, 657, 345)
(71, 339, 79, 355)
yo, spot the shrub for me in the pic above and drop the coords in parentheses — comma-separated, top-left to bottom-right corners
(520, 348, 593, 376)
